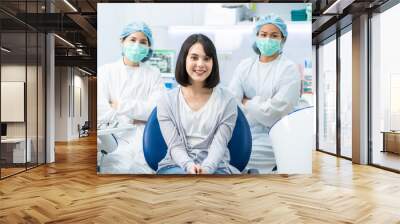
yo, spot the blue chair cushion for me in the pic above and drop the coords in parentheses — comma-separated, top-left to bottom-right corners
(143, 107, 252, 172)
(228, 107, 252, 171)
(143, 109, 168, 171)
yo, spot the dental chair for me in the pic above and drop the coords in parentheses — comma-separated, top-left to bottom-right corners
(269, 106, 314, 174)
(143, 107, 252, 173)
(97, 123, 135, 173)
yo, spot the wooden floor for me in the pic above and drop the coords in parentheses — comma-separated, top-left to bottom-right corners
(1, 163, 45, 178)
(0, 167, 26, 178)
(1, 136, 400, 223)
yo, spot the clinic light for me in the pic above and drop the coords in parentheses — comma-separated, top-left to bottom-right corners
(54, 34, 75, 48)
(285, 23, 311, 33)
(168, 25, 252, 34)
(1, 47, 11, 53)
(63, 0, 78, 12)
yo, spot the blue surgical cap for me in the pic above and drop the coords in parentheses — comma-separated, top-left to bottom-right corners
(254, 14, 288, 38)
(120, 21, 153, 47)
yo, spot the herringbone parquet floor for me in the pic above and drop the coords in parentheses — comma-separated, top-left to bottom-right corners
(1, 135, 400, 223)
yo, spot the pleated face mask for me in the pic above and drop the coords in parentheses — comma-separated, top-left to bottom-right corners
(255, 38, 282, 56)
(122, 43, 149, 63)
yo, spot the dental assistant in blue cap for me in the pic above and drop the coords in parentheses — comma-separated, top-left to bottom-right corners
(98, 21, 164, 174)
(228, 14, 301, 174)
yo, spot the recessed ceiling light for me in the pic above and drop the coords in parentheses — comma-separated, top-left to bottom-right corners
(63, 0, 78, 12)
(1, 47, 11, 53)
(78, 67, 92, 76)
(54, 34, 75, 48)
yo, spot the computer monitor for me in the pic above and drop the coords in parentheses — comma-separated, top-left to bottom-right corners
(1, 123, 7, 137)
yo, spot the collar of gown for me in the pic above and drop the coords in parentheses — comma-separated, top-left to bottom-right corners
(120, 57, 142, 71)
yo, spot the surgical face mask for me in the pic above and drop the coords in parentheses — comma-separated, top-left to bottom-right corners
(122, 43, 149, 63)
(256, 37, 282, 56)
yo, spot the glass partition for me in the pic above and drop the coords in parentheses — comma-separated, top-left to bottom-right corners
(0, 1, 46, 179)
(371, 3, 400, 171)
(1, 30, 28, 177)
(339, 29, 352, 158)
(317, 36, 337, 155)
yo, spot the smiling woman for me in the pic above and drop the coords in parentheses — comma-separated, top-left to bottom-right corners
(156, 34, 240, 175)
(185, 43, 213, 85)
(175, 34, 220, 89)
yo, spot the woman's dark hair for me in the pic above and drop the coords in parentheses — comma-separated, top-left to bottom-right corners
(175, 34, 220, 88)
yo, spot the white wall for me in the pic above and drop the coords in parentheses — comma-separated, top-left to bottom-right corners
(55, 67, 89, 141)
(55, 67, 68, 141)
(1, 65, 30, 138)
(1, 82, 25, 122)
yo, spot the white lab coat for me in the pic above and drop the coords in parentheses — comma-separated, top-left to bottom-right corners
(97, 58, 164, 174)
(229, 54, 301, 173)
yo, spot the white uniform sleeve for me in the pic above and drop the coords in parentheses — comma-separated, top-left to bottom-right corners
(201, 99, 237, 174)
(97, 65, 117, 122)
(157, 97, 195, 172)
(228, 62, 245, 101)
(117, 69, 164, 121)
(245, 64, 301, 128)
(228, 60, 252, 122)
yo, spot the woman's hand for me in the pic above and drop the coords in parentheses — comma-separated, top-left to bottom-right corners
(242, 96, 250, 106)
(188, 164, 202, 174)
(199, 166, 210, 174)
(110, 100, 119, 110)
(132, 120, 146, 125)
